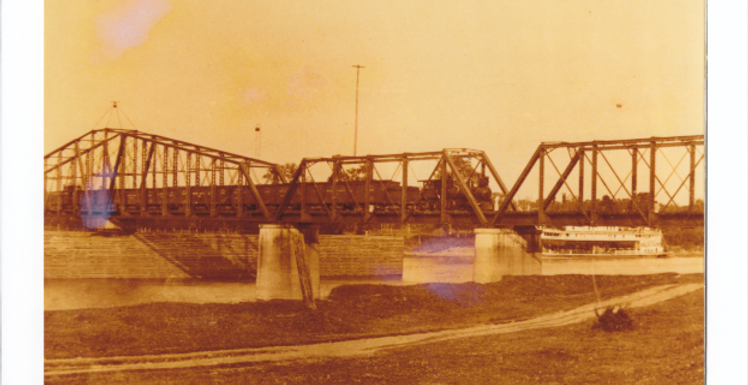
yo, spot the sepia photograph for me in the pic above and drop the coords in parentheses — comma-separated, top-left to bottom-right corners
(15, 0, 725, 383)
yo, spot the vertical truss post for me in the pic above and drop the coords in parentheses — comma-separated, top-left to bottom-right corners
(211, 158, 217, 217)
(140, 142, 155, 215)
(86, 144, 91, 191)
(89, 138, 94, 169)
(138, 143, 146, 214)
(578, 148, 584, 212)
(151, 144, 157, 194)
(87, 150, 93, 208)
(237, 168, 244, 218)
(86, 134, 93, 209)
(132, 139, 138, 189)
(81, 149, 88, 213)
(56, 152, 63, 213)
(185, 153, 192, 217)
(70, 150, 79, 213)
(537, 148, 545, 225)
(110, 135, 127, 215)
(77, 152, 83, 214)
(689, 143, 696, 211)
(195, 155, 202, 214)
(631, 148, 638, 206)
(84, 143, 91, 190)
(142, 139, 147, 184)
(87, 150, 93, 209)
(103, 130, 110, 176)
(590, 145, 598, 222)
(401, 157, 408, 223)
(219, 158, 225, 186)
(84, 148, 91, 213)
(162, 146, 169, 216)
(649, 141, 656, 225)
(301, 165, 307, 219)
(74, 142, 89, 215)
(331, 161, 339, 220)
(195, 155, 201, 186)
(172, 147, 178, 188)
(120, 142, 128, 215)
(364, 159, 372, 223)
(440, 157, 448, 226)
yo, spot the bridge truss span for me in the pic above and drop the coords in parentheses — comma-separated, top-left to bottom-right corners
(44, 128, 287, 228)
(274, 149, 515, 227)
(45, 130, 704, 230)
(492, 135, 705, 227)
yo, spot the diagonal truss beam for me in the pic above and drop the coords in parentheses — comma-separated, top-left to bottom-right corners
(660, 152, 705, 211)
(542, 149, 580, 210)
(490, 146, 542, 225)
(443, 151, 487, 225)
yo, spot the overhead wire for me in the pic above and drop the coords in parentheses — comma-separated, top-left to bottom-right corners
(116, 108, 124, 129)
(91, 106, 112, 130)
(118, 107, 138, 129)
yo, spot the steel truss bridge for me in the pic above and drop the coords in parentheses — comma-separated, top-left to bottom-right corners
(45, 128, 704, 231)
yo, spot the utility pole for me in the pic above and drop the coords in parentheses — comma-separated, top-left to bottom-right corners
(254, 125, 261, 158)
(352, 64, 365, 156)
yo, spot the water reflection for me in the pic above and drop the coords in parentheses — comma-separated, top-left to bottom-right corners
(45, 257, 702, 311)
(543, 256, 704, 276)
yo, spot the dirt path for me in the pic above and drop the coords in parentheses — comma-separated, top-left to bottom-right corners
(45, 282, 702, 378)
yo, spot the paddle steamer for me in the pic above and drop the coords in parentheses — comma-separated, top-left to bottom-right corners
(540, 226, 668, 259)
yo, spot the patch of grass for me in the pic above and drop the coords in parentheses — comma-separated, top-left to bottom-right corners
(45, 273, 702, 360)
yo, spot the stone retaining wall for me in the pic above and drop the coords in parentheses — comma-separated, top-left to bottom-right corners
(44, 231, 405, 279)
(45, 231, 190, 279)
(317, 235, 405, 277)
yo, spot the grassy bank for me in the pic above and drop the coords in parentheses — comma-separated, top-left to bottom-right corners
(45, 273, 702, 360)
(47, 279, 704, 384)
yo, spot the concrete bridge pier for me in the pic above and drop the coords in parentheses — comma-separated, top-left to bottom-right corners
(473, 228, 542, 283)
(256, 224, 320, 301)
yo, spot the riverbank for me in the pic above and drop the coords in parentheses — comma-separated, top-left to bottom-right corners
(45, 273, 702, 360)
(45, 278, 704, 384)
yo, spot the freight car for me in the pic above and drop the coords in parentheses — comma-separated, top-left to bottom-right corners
(45, 176, 494, 217)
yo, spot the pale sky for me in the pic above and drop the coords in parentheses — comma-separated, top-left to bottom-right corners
(45, 0, 705, 199)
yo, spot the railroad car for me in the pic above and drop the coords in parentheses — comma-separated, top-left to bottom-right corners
(45, 180, 439, 216)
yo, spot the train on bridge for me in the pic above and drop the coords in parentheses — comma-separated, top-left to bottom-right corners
(46, 175, 494, 219)
(44, 126, 704, 229)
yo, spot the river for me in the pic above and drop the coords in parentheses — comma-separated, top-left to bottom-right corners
(45, 256, 703, 311)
